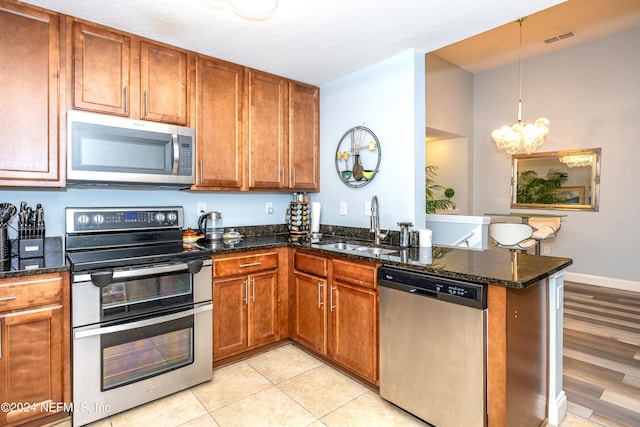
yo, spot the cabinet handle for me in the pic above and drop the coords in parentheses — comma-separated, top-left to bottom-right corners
(0, 319, 2, 359)
(0, 296, 17, 302)
(239, 262, 261, 268)
(199, 160, 203, 184)
(292, 166, 296, 187)
(124, 85, 129, 113)
(144, 89, 149, 117)
(244, 280, 248, 305)
(330, 285, 336, 312)
(251, 277, 256, 302)
(317, 282, 323, 308)
(281, 166, 285, 186)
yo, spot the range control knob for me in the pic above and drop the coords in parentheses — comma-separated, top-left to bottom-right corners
(166, 212, 178, 222)
(92, 214, 105, 225)
(77, 214, 90, 225)
(154, 212, 166, 222)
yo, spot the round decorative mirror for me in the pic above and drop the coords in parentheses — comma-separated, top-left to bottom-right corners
(334, 126, 381, 188)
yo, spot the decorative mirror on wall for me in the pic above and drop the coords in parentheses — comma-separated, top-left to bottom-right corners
(335, 126, 381, 188)
(511, 148, 601, 211)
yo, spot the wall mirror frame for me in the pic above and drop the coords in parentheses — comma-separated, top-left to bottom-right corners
(511, 148, 601, 211)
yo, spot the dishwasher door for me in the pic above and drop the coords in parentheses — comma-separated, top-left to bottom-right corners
(379, 279, 487, 427)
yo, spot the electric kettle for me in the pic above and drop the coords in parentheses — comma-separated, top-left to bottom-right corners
(198, 211, 223, 241)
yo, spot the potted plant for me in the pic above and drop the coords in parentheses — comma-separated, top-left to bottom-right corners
(425, 166, 453, 214)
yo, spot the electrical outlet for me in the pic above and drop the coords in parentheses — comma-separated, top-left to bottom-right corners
(542, 245, 551, 255)
(265, 201, 273, 214)
(340, 201, 348, 216)
(197, 202, 206, 214)
(365, 200, 372, 216)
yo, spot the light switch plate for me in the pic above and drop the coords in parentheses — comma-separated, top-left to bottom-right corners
(340, 201, 348, 216)
(197, 202, 206, 214)
(365, 200, 372, 216)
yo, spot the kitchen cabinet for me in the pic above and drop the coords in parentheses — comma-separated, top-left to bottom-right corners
(213, 251, 279, 361)
(329, 258, 378, 382)
(246, 70, 320, 192)
(291, 251, 379, 384)
(0, 0, 63, 187)
(0, 273, 70, 426)
(194, 57, 244, 189)
(246, 69, 288, 190)
(72, 21, 189, 125)
(288, 81, 319, 191)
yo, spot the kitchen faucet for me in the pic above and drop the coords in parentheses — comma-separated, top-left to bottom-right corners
(370, 195, 388, 245)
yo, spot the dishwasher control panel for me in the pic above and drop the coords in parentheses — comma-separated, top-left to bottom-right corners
(378, 266, 486, 309)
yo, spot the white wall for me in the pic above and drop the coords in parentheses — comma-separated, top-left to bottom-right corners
(318, 49, 426, 231)
(473, 27, 640, 283)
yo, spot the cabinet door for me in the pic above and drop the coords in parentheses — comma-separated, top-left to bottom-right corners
(247, 271, 278, 348)
(73, 22, 131, 115)
(291, 272, 326, 354)
(196, 57, 244, 189)
(213, 276, 248, 360)
(247, 70, 287, 190)
(0, 1, 62, 186)
(140, 41, 188, 125)
(288, 81, 319, 191)
(0, 305, 63, 425)
(329, 281, 378, 382)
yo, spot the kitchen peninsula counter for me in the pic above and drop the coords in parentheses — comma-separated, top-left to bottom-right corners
(194, 231, 572, 289)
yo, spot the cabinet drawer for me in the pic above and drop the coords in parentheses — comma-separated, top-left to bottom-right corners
(0, 274, 63, 312)
(214, 252, 278, 277)
(294, 251, 328, 278)
(332, 259, 378, 289)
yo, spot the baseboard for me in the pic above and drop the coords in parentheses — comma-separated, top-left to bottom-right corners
(565, 272, 640, 293)
(548, 390, 568, 426)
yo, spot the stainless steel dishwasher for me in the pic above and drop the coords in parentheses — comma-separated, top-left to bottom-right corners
(378, 266, 487, 427)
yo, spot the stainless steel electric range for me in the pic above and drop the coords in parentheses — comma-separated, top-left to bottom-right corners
(65, 206, 212, 426)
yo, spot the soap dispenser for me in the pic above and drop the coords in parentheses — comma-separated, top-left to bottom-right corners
(398, 222, 413, 247)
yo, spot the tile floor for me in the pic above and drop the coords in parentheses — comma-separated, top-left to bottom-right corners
(52, 343, 602, 427)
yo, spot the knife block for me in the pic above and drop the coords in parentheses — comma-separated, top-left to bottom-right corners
(18, 224, 45, 258)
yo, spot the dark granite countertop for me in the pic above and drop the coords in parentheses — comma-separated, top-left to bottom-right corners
(0, 236, 68, 279)
(0, 226, 572, 289)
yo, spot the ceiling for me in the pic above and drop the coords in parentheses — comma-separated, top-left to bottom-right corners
(433, 0, 640, 73)
(20, 0, 565, 86)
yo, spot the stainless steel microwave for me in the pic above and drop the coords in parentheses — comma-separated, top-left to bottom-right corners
(67, 111, 196, 188)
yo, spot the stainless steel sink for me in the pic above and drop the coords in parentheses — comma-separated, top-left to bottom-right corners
(316, 242, 398, 256)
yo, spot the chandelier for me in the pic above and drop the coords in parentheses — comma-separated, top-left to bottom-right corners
(492, 18, 549, 155)
(560, 154, 593, 167)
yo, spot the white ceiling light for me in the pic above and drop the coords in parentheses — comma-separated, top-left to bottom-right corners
(202, 0, 278, 19)
(491, 18, 549, 155)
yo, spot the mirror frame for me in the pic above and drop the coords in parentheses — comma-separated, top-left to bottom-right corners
(511, 148, 601, 211)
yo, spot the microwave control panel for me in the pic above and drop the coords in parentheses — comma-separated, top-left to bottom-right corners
(177, 137, 193, 176)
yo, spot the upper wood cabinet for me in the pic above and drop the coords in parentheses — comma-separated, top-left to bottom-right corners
(72, 21, 189, 125)
(288, 81, 320, 191)
(0, 0, 63, 187)
(247, 69, 288, 190)
(194, 57, 244, 189)
(245, 70, 320, 192)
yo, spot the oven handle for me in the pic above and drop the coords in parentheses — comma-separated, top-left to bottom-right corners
(74, 260, 210, 285)
(73, 302, 212, 339)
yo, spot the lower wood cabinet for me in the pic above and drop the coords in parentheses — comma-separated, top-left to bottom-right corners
(292, 251, 379, 384)
(213, 251, 279, 361)
(0, 273, 70, 426)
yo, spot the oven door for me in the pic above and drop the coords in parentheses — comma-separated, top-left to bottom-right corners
(72, 302, 212, 426)
(72, 260, 212, 328)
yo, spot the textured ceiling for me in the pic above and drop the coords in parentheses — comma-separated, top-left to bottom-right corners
(20, 0, 564, 85)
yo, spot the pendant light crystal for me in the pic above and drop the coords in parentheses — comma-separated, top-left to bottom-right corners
(492, 18, 549, 154)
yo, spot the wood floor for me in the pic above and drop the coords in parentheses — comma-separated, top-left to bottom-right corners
(563, 281, 640, 426)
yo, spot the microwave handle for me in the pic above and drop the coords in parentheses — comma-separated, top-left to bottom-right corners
(172, 134, 180, 175)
